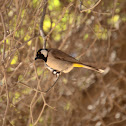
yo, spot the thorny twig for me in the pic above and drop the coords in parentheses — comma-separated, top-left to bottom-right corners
(40, 0, 48, 49)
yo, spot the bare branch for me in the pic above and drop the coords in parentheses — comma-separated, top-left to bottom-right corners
(47, 3, 73, 38)
(44, 74, 60, 93)
(17, 74, 60, 94)
(0, 12, 10, 126)
(0, 35, 39, 67)
(79, 0, 82, 11)
(40, 0, 48, 49)
(2, 66, 10, 126)
(0, 12, 6, 61)
(107, 118, 126, 126)
(76, 37, 97, 59)
(16, 81, 46, 94)
(80, 0, 102, 12)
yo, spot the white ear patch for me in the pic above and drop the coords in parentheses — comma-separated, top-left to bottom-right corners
(41, 50, 48, 57)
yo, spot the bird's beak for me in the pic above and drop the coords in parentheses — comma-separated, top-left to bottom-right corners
(35, 57, 38, 60)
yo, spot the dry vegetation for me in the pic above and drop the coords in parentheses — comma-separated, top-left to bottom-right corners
(0, 0, 126, 126)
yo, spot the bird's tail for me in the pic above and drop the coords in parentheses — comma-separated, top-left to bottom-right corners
(73, 63, 104, 73)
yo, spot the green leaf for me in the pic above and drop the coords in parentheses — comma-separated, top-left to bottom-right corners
(83, 33, 89, 40)
(11, 55, 18, 65)
(39, 117, 43, 123)
(112, 15, 120, 23)
(24, 34, 32, 46)
(64, 102, 71, 111)
(43, 16, 51, 32)
(37, 67, 43, 76)
(18, 75, 24, 81)
(15, 92, 20, 99)
(48, 0, 61, 11)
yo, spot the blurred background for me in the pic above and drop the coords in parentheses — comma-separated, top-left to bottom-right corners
(0, 0, 126, 126)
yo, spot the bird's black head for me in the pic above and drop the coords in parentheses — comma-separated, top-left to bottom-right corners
(35, 49, 48, 62)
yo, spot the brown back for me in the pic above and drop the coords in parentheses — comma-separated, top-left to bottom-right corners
(48, 48, 80, 63)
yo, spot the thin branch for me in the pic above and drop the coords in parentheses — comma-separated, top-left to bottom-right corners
(2, 67, 10, 126)
(31, 63, 56, 125)
(45, 74, 60, 93)
(15, 81, 46, 94)
(79, 0, 82, 11)
(106, 0, 117, 58)
(76, 37, 97, 59)
(58, 4, 78, 50)
(46, 3, 73, 39)
(0, 12, 6, 61)
(0, 12, 24, 46)
(107, 118, 126, 126)
(1, 12, 10, 126)
(2, 69, 9, 125)
(33, 104, 46, 126)
(17, 74, 60, 94)
(28, 39, 40, 125)
(40, 0, 48, 49)
(111, 68, 126, 83)
(9, 62, 23, 78)
(0, 35, 39, 67)
(80, 0, 102, 13)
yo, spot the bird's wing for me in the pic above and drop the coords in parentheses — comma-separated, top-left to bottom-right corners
(48, 49, 80, 63)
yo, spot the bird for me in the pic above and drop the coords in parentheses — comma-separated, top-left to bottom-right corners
(35, 48, 104, 76)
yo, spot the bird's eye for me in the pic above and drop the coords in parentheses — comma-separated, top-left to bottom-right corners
(38, 52, 41, 54)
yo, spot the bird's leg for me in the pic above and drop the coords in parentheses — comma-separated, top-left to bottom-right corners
(52, 70, 57, 75)
(56, 71, 61, 77)
(52, 70, 61, 77)
(45, 64, 61, 76)
(44, 64, 61, 93)
(45, 73, 60, 93)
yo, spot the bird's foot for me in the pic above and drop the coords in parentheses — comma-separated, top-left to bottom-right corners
(52, 70, 61, 77)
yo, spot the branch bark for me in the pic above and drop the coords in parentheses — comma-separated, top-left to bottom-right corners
(80, 0, 102, 13)
(40, 0, 48, 49)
